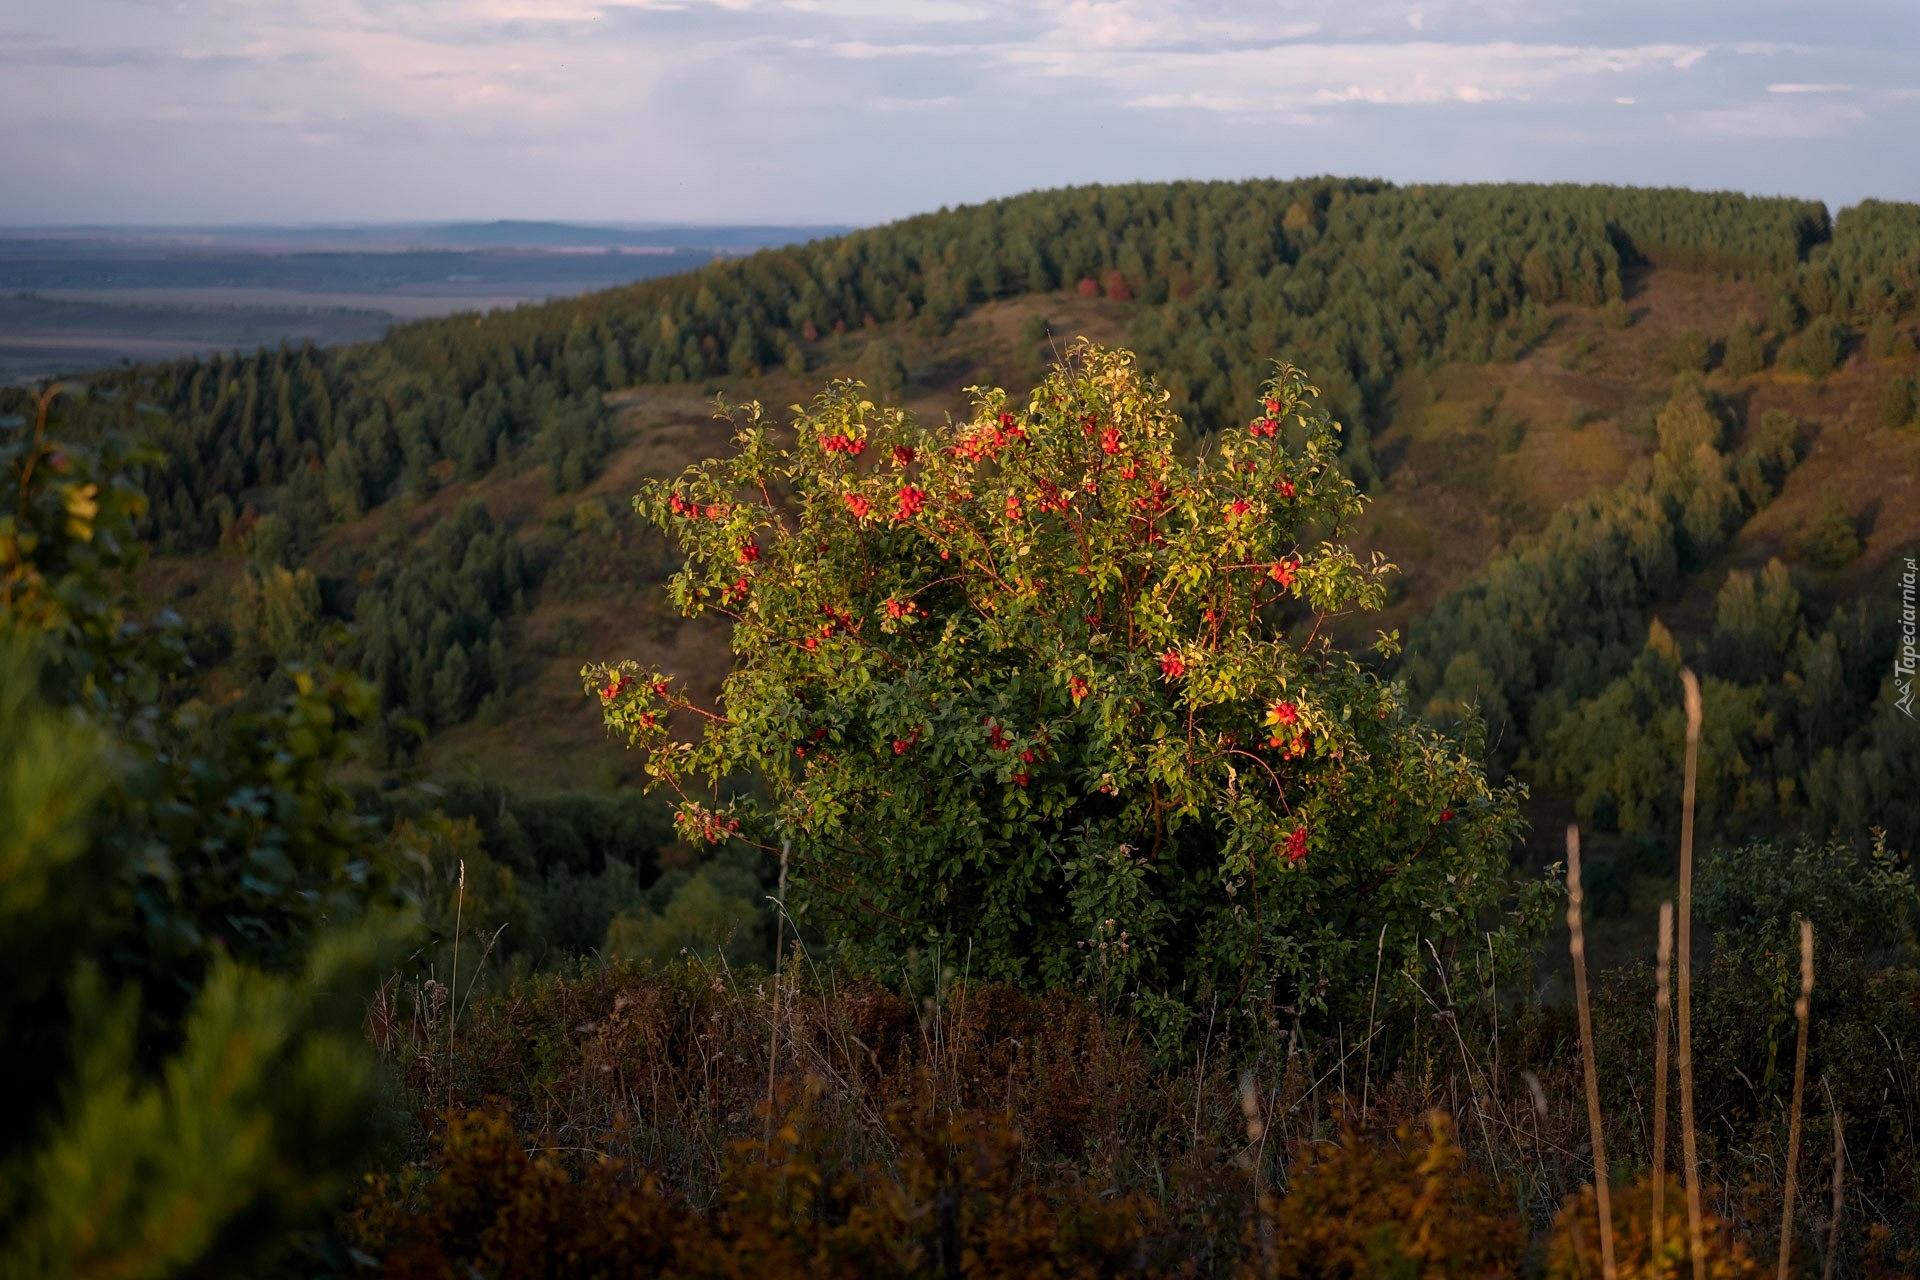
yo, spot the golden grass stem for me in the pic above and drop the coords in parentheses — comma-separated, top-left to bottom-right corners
(1778, 919, 1814, 1280)
(1655, 900, 1674, 1271)
(1678, 669, 1706, 1280)
(1567, 825, 1618, 1280)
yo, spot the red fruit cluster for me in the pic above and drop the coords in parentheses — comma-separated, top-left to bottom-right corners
(721, 577, 750, 605)
(1099, 426, 1122, 455)
(844, 493, 873, 519)
(1229, 499, 1251, 518)
(984, 719, 1013, 751)
(1249, 418, 1280, 438)
(1284, 825, 1309, 865)
(894, 486, 928, 519)
(599, 673, 632, 703)
(892, 444, 916, 467)
(738, 542, 760, 564)
(1270, 700, 1299, 726)
(821, 433, 866, 455)
(1159, 650, 1186, 679)
(1268, 558, 1299, 588)
(1068, 675, 1091, 703)
(1276, 477, 1296, 499)
(688, 811, 741, 844)
(667, 493, 727, 520)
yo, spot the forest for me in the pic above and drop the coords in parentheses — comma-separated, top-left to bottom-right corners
(1, 178, 1917, 1277)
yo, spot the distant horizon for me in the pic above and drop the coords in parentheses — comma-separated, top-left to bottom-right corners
(1, 170, 1912, 241)
(0, 219, 859, 233)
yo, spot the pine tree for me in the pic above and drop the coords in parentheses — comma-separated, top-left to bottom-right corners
(1879, 374, 1915, 429)
(1, 395, 404, 1278)
(1722, 314, 1765, 377)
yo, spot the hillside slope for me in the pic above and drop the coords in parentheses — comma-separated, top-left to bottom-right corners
(11, 179, 1915, 854)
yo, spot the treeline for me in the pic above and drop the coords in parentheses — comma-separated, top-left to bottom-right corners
(24, 180, 1883, 565)
(1404, 380, 1915, 853)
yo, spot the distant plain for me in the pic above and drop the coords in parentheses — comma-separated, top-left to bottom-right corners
(0, 221, 845, 383)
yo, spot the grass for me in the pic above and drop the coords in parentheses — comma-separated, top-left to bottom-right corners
(342, 656, 1920, 1276)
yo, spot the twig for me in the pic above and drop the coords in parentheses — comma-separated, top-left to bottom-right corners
(1822, 1077, 1844, 1280)
(766, 841, 790, 1145)
(1678, 668, 1706, 1280)
(448, 858, 465, 1102)
(1655, 900, 1674, 1270)
(1778, 918, 1814, 1280)
(1567, 825, 1617, 1280)
(1362, 922, 1387, 1120)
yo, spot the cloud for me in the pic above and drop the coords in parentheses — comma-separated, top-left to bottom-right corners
(0, 0, 1915, 221)
(1013, 39, 1713, 113)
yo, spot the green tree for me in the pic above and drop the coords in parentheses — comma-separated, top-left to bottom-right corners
(1722, 314, 1765, 377)
(0, 389, 407, 1278)
(1791, 314, 1847, 376)
(1794, 486, 1862, 569)
(1879, 374, 1915, 429)
(853, 339, 908, 403)
(588, 346, 1542, 1038)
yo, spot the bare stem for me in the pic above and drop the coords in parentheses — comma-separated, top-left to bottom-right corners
(1655, 900, 1674, 1272)
(1778, 919, 1814, 1280)
(1568, 825, 1617, 1280)
(449, 858, 466, 1103)
(1678, 668, 1706, 1280)
(1823, 1079, 1844, 1280)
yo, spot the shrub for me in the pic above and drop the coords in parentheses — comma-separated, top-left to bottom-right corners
(1544, 1177, 1762, 1279)
(1696, 832, 1917, 967)
(588, 344, 1539, 1040)
(347, 1100, 1172, 1279)
(1252, 1114, 1525, 1278)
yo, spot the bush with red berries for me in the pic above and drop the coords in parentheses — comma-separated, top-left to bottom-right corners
(587, 343, 1542, 1041)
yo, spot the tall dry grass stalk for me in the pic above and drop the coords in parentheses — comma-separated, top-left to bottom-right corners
(1678, 668, 1706, 1280)
(1654, 900, 1674, 1268)
(1567, 825, 1618, 1280)
(1778, 918, 1815, 1280)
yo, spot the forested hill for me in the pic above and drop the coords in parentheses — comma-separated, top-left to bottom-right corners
(8, 178, 1918, 861)
(45, 179, 1919, 557)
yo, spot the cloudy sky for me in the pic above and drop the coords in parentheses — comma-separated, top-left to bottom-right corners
(4, 0, 1917, 226)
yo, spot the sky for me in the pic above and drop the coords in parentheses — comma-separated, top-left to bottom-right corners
(4, 0, 1917, 227)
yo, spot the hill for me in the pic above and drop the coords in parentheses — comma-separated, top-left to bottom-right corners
(12, 179, 1917, 876)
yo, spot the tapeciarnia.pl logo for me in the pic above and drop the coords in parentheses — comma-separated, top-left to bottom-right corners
(1898, 555, 1917, 719)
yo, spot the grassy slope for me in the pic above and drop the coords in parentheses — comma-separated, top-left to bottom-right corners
(139, 269, 1918, 812)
